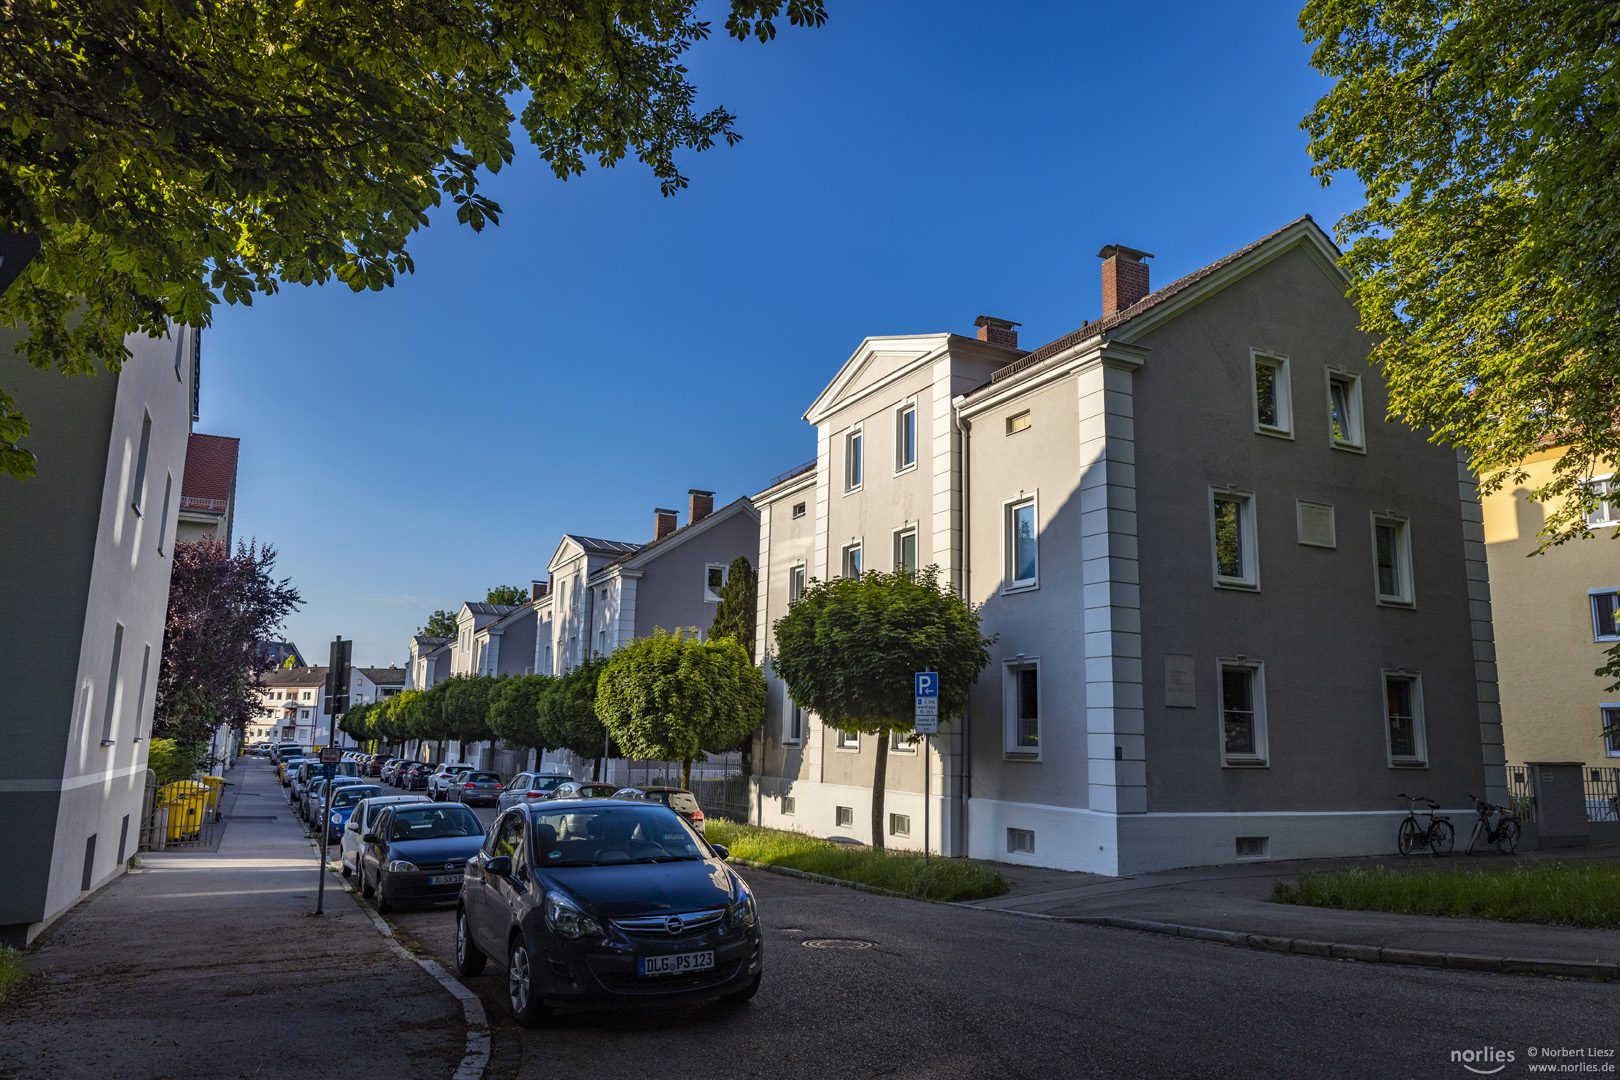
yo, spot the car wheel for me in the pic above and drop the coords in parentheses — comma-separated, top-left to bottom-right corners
(341, 859, 352, 879)
(507, 937, 550, 1027)
(360, 866, 376, 899)
(375, 874, 394, 914)
(455, 910, 487, 977)
(720, 972, 762, 1005)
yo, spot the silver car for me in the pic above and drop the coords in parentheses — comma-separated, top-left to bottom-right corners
(340, 794, 430, 877)
(494, 773, 573, 813)
(427, 763, 474, 800)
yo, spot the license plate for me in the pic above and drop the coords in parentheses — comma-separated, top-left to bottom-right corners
(428, 874, 460, 886)
(638, 951, 714, 977)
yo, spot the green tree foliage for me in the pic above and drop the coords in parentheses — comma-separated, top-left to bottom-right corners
(772, 567, 993, 850)
(0, 0, 826, 478)
(147, 737, 203, 786)
(596, 629, 765, 789)
(338, 702, 374, 746)
(536, 657, 616, 779)
(404, 681, 451, 758)
(489, 674, 553, 752)
(374, 690, 417, 751)
(418, 610, 458, 639)
(708, 555, 759, 663)
(484, 585, 528, 607)
(1300, 0, 1620, 540)
(441, 675, 498, 757)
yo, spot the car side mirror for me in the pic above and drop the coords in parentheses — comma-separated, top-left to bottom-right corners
(362, 833, 382, 845)
(347, 821, 360, 831)
(710, 844, 730, 860)
(486, 855, 512, 877)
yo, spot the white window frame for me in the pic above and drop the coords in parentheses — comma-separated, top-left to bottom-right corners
(1003, 657, 1041, 758)
(893, 525, 918, 576)
(1325, 367, 1366, 453)
(835, 727, 860, 751)
(889, 812, 911, 837)
(841, 542, 863, 579)
(1003, 493, 1040, 594)
(835, 805, 854, 828)
(1209, 487, 1259, 590)
(1217, 659, 1268, 767)
(791, 501, 807, 519)
(1601, 704, 1620, 758)
(1589, 588, 1620, 642)
(843, 425, 864, 493)
(1371, 514, 1415, 607)
(889, 729, 916, 753)
(1382, 670, 1428, 767)
(1250, 349, 1293, 439)
(784, 692, 806, 745)
(894, 400, 918, 474)
(1006, 410, 1031, 436)
(1584, 477, 1619, 529)
(703, 562, 727, 603)
(788, 563, 806, 605)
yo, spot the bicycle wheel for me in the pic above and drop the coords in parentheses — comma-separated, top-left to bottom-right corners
(1428, 818, 1455, 856)
(1495, 818, 1521, 855)
(1397, 817, 1418, 856)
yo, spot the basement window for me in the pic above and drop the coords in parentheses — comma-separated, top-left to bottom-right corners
(1235, 836, 1269, 859)
(1007, 828, 1035, 854)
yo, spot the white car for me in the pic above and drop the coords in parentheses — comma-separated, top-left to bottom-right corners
(339, 794, 431, 877)
(427, 763, 474, 800)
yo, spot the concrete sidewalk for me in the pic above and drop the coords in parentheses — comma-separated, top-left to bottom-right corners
(0, 757, 465, 1080)
(964, 846, 1620, 974)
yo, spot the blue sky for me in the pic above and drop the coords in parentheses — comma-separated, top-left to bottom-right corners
(202, 0, 1363, 669)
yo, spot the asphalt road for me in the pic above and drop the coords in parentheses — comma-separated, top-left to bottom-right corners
(358, 797, 1620, 1080)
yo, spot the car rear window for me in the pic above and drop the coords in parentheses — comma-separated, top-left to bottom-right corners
(668, 793, 700, 813)
(532, 777, 566, 792)
(467, 773, 501, 783)
(388, 806, 484, 841)
(331, 787, 382, 809)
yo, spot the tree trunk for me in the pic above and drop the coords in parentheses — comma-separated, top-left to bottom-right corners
(870, 734, 888, 852)
(592, 756, 602, 781)
(681, 758, 692, 790)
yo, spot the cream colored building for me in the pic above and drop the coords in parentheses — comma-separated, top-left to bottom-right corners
(1482, 445, 1620, 767)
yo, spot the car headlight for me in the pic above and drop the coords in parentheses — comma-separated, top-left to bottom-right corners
(727, 882, 757, 930)
(544, 890, 604, 939)
(385, 860, 419, 872)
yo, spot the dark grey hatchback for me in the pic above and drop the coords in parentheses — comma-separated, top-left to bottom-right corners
(455, 800, 761, 1025)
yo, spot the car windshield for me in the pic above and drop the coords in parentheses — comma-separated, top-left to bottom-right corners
(388, 806, 484, 842)
(467, 773, 500, 783)
(332, 787, 381, 810)
(529, 805, 706, 867)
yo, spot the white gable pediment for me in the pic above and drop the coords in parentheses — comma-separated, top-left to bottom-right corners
(804, 334, 951, 425)
(547, 535, 584, 574)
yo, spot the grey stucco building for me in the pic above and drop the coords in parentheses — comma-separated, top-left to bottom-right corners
(1, 322, 199, 945)
(751, 217, 1503, 875)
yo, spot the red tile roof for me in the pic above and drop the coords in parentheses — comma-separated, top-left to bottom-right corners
(183, 433, 240, 501)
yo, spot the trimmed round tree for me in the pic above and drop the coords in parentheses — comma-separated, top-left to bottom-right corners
(772, 566, 993, 851)
(488, 674, 554, 758)
(596, 629, 765, 790)
(441, 675, 498, 761)
(536, 656, 616, 780)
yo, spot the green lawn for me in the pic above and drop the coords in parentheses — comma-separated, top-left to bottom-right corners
(0, 946, 25, 1004)
(1272, 862, 1620, 929)
(707, 819, 1008, 903)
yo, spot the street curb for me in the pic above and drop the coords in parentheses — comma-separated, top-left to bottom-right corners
(316, 844, 491, 1080)
(994, 911, 1619, 982)
(727, 858, 916, 900)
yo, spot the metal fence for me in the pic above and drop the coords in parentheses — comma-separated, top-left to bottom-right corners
(1505, 764, 1620, 824)
(1505, 765, 1535, 823)
(137, 769, 222, 852)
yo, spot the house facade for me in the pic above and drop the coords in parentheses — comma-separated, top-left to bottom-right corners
(751, 217, 1504, 875)
(173, 431, 239, 546)
(1, 320, 199, 945)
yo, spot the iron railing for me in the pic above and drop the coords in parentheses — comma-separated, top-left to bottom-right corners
(1505, 765, 1535, 823)
(179, 495, 228, 512)
(1586, 766, 1620, 822)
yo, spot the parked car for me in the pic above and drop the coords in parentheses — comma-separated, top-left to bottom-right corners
(429, 764, 475, 800)
(362, 755, 385, 777)
(402, 762, 433, 791)
(340, 795, 431, 877)
(613, 787, 707, 836)
(357, 803, 487, 914)
(496, 774, 575, 813)
(304, 775, 367, 824)
(447, 771, 504, 806)
(278, 757, 303, 785)
(379, 759, 403, 785)
(551, 781, 620, 801)
(454, 800, 759, 1026)
(387, 759, 414, 786)
(322, 784, 384, 844)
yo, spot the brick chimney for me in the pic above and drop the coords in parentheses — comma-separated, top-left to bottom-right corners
(974, 315, 1021, 349)
(688, 489, 715, 524)
(654, 508, 679, 541)
(531, 579, 549, 601)
(1098, 245, 1154, 315)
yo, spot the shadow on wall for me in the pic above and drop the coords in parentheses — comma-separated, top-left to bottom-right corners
(1513, 487, 1547, 549)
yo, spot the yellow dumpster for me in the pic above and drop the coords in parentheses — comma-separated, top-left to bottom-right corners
(157, 781, 210, 842)
(201, 776, 225, 814)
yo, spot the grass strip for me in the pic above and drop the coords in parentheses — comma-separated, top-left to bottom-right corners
(1272, 862, 1620, 929)
(0, 946, 25, 1004)
(707, 819, 1008, 903)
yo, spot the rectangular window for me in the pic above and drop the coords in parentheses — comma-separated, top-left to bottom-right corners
(568, 635, 577, 667)
(781, 796, 796, 816)
(835, 805, 854, 829)
(1252, 351, 1292, 437)
(1006, 497, 1038, 589)
(1219, 661, 1267, 766)
(844, 427, 863, 491)
(1006, 411, 1031, 435)
(1007, 828, 1035, 854)
(132, 411, 153, 513)
(791, 501, 807, 519)
(101, 624, 125, 746)
(786, 696, 806, 743)
(1383, 672, 1427, 766)
(894, 528, 917, 576)
(1373, 515, 1414, 605)
(1004, 661, 1039, 753)
(842, 543, 862, 579)
(597, 630, 606, 656)
(1583, 478, 1617, 528)
(1602, 706, 1620, 757)
(156, 473, 173, 554)
(1327, 369, 1364, 450)
(1591, 590, 1620, 642)
(890, 730, 916, 753)
(895, 404, 917, 472)
(788, 565, 806, 605)
(132, 644, 151, 741)
(705, 564, 726, 602)
(1235, 836, 1270, 859)
(836, 728, 860, 750)
(889, 813, 911, 837)
(1211, 489, 1258, 588)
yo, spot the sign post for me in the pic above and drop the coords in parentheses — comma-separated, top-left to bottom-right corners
(915, 673, 939, 867)
(315, 746, 340, 914)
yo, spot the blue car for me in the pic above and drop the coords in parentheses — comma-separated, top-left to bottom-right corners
(358, 803, 486, 914)
(324, 784, 384, 844)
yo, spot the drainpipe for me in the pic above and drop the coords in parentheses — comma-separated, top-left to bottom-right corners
(955, 409, 973, 858)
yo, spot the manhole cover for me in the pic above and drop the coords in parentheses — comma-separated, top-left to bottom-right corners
(802, 938, 876, 950)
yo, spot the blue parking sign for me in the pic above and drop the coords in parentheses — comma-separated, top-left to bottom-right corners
(915, 672, 938, 697)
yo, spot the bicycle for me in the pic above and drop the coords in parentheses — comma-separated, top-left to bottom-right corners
(1464, 794, 1521, 855)
(1396, 793, 1454, 856)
